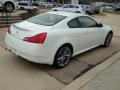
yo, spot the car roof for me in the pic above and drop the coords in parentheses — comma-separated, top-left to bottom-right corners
(46, 11, 85, 17)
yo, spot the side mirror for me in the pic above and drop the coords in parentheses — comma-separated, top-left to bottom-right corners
(98, 23, 103, 27)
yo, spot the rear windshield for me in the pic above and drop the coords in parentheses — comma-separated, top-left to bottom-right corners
(27, 13, 67, 26)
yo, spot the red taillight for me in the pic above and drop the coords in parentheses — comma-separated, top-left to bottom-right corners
(8, 27, 11, 34)
(23, 32, 47, 44)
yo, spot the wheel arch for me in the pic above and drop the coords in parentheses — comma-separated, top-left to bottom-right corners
(53, 43, 74, 68)
(109, 30, 113, 35)
(52, 43, 74, 64)
(58, 43, 73, 54)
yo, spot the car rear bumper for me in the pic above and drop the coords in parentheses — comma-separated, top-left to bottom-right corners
(5, 32, 54, 65)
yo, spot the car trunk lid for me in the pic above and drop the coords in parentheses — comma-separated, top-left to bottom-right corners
(10, 20, 52, 40)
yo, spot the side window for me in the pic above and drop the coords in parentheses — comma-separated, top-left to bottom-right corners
(68, 18, 80, 28)
(29, 3, 33, 6)
(77, 16, 98, 28)
(19, 3, 28, 6)
(63, 5, 70, 8)
(72, 5, 79, 8)
(18, 3, 23, 6)
(24, 3, 28, 6)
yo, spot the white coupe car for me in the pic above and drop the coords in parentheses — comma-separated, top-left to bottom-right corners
(5, 11, 113, 68)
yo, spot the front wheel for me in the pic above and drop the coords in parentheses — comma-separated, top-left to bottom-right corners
(53, 45, 72, 68)
(103, 32, 113, 47)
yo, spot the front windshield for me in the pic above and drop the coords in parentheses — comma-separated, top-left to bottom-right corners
(27, 13, 67, 26)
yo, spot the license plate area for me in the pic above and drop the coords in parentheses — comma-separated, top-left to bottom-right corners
(7, 47, 17, 55)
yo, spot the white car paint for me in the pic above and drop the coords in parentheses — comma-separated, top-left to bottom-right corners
(39, 2, 53, 8)
(5, 11, 112, 66)
(17, 2, 37, 10)
(52, 4, 85, 14)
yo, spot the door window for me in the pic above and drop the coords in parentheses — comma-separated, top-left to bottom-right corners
(18, 3, 28, 6)
(70, 5, 79, 8)
(63, 5, 70, 8)
(68, 18, 80, 28)
(77, 16, 98, 28)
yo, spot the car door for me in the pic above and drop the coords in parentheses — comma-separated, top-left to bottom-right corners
(67, 18, 90, 54)
(62, 5, 71, 12)
(68, 16, 103, 54)
(28, 3, 34, 10)
(23, 3, 29, 9)
(77, 16, 104, 49)
(68, 5, 79, 12)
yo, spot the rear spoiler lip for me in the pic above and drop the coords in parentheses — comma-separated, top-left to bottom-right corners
(13, 24, 30, 31)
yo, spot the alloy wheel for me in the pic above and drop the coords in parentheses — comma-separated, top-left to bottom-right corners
(5, 3, 14, 12)
(54, 46, 72, 68)
(104, 33, 113, 47)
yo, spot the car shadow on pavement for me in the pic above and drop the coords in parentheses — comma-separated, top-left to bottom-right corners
(1, 36, 120, 85)
(23, 36, 120, 84)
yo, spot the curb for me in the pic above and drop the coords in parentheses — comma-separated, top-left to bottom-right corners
(62, 51, 120, 90)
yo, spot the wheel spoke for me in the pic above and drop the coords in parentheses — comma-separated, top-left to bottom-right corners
(56, 46, 71, 67)
(106, 34, 112, 46)
(64, 47, 71, 55)
(64, 54, 71, 57)
(105, 33, 112, 47)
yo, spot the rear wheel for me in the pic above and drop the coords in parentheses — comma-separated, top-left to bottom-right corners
(4, 2, 14, 12)
(103, 32, 113, 47)
(53, 9, 58, 11)
(53, 45, 72, 68)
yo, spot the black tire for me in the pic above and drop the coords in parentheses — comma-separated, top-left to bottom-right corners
(53, 45, 72, 68)
(4, 2, 14, 12)
(103, 32, 113, 47)
(33, 8, 38, 12)
(76, 11, 81, 13)
(53, 9, 58, 11)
